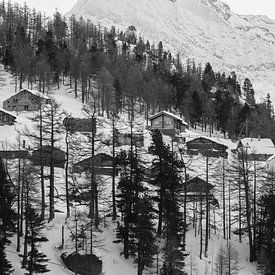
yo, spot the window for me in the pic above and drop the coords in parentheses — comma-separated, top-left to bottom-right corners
(24, 106, 29, 111)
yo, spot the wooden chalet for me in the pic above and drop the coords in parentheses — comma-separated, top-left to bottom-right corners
(73, 153, 114, 175)
(29, 146, 66, 168)
(0, 107, 16, 125)
(237, 138, 275, 161)
(116, 132, 144, 147)
(183, 176, 215, 201)
(186, 136, 229, 158)
(149, 111, 188, 136)
(3, 89, 51, 112)
(63, 117, 96, 133)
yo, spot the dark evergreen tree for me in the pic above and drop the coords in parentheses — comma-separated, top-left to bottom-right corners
(202, 62, 215, 93)
(24, 205, 49, 274)
(0, 157, 16, 274)
(243, 78, 255, 108)
(131, 195, 156, 275)
(149, 130, 187, 275)
(256, 194, 275, 274)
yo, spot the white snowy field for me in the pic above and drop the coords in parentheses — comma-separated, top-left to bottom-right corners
(0, 65, 261, 274)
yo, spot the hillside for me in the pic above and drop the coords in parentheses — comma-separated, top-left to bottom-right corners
(68, 0, 275, 101)
(0, 65, 264, 275)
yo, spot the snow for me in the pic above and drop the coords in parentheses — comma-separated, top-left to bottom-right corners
(149, 110, 188, 126)
(13, 88, 51, 100)
(0, 64, 265, 275)
(67, 0, 275, 102)
(239, 137, 275, 155)
(0, 107, 17, 118)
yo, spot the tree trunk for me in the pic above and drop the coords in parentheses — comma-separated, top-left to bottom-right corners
(65, 130, 70, 218)
(112, 117, 117, 220)
(48, 105, 55, 222)
(241, 150, 255, 262)
(39, 105, 45, 220)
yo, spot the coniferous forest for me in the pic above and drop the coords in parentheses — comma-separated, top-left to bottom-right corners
(0, 1, 274, 275)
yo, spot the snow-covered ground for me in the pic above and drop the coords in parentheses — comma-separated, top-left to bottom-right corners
(0, 65, 261, 274)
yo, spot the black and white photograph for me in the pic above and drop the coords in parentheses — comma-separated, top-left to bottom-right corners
(0, 0, 274, 274)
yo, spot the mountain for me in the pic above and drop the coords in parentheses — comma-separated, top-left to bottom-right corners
(67, 0, 275, 101)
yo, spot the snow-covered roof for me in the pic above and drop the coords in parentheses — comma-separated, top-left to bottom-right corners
(149, 111, 188, 126)
(0, 107, 17, 118)
(11, 88, 50, 100)
(239, 138, 275, 155)
(186, 135, 237, 150)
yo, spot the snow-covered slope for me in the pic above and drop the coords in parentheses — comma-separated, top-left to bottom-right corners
(68, 0, 275, 101)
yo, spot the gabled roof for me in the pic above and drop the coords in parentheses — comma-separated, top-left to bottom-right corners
(0, 107, 17, 118)
(186, 136, 236, 149)
(7, 88, 50, 100)
(186, 176, 214, 191)
(239, 138, 275, 155)
(149, 111, 188, 126)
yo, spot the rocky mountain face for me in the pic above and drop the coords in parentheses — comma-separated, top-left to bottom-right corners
(68, 0, 275, 101)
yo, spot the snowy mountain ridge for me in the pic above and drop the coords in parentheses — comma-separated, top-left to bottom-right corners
(67, 0, 275, 101)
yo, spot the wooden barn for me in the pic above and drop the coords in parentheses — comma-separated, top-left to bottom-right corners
(63, 117, 96, 133)
(116, 132, 144, 147)
(237, 137, 275, 161)
(73, 153, 114, 175)
(149, 111, 188, 136)
(29, 146, 66, 168)
(0, 108, 16, 125)
(186, 137, 229, 158)
(3, 89, 51, 112)
(183, 176, 215, 201)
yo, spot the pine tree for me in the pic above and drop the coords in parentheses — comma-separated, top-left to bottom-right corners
(202, 62, 215, 93)
(115, 149, 147, 260)
(24, 205, 49, 274)
(243, 78, 255, 108)
(149, 130, 187, 274)
(0, 157, 16, 274)
(256, 194, 275, 274)
(132, 195, 156, 275)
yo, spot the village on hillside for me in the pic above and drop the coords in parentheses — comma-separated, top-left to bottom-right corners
(0, 69, 274, 275)
(0, 1, 274, 274)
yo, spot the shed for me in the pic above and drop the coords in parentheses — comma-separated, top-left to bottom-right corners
(149, 111, 188, 136)
(29, 146, 66, 168)
(116, 132, 144, 147)
(186, 176, 214, 194)
(186, 136, 229, 158)
(0, 108, 16, 125)
(182, 176, 215, 202)
(73, 153, 114, 175)
(3, 88, 51, 112)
